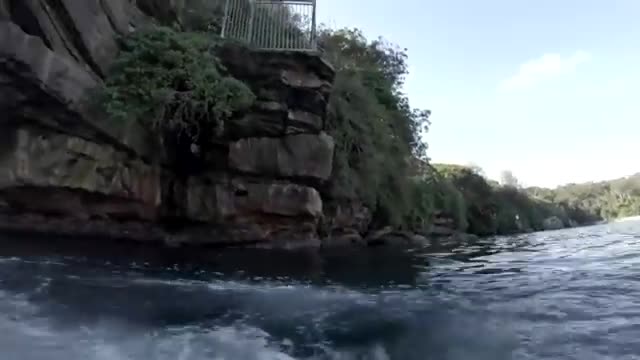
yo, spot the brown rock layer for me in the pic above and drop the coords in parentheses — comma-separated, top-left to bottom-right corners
(0, 2, 344, 249)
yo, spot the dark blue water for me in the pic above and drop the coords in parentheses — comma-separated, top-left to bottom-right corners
(1, 221, 640, 359)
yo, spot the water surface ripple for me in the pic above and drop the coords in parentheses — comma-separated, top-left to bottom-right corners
(0, 221, 639, 359)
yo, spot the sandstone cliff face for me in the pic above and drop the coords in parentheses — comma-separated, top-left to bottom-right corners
(0, 0, 341, 249)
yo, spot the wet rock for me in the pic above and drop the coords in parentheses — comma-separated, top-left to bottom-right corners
(411, 234, 430, 246)
(0, 212, 166, 242)
(321, 200, 372, 239)
(428, 214, 457, 237)
(366, 231, 438, 248)
(543, 216, 565, 231)
(167, 217, 321, 249)
(447, 232, 480, 244)
(429, 225, 456, 236)
(321, 231, 366, 248)
(365, 227, 394, 246)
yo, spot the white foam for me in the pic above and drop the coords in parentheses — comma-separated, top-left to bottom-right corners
(0, 290, 298, 360)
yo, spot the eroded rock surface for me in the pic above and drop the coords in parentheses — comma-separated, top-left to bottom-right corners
(228, 133, 335, 182)
(0, 2, 340, 249)
(0, 127, 161, 221)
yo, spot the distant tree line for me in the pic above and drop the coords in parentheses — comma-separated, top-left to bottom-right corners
(426, 164, 594, 235)
(429, 165, 640, 236)
(527, 173, 640, 222)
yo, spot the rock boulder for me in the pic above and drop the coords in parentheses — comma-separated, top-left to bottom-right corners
(229, 133, 335, 182)
(543, 216, 565, 231)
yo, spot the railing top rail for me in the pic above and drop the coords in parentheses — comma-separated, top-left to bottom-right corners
(221, 0, 318, 51)
(255, 0, 315, 3)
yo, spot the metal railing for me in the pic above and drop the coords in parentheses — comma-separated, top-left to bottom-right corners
(221, 0, 317, 51)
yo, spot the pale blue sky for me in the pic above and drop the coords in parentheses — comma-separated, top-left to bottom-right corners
(317, 0, 640, 188)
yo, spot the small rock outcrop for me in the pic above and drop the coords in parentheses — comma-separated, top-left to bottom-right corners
(0, 1, 339, 249)
(542, 216, 565, 231)
(0, 127, 161, 220)
(320, 201, 372, 247)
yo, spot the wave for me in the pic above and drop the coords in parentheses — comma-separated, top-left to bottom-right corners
(0, 272, 519, 360)
(10, 223, 640, 359)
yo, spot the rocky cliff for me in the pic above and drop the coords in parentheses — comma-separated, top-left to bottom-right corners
(0, 0, 348, 249)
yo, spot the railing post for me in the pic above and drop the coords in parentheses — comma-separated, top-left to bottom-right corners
(223, 0, 318, 51)
(221, 0, 231, 38)
(311, 0, 317, 50)
(247, 0, 256, 45)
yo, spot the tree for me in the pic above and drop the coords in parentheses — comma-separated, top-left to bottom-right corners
(320, 28, 431, 227)
(466, 162, 486, 177)
(500, 170, 520, 188)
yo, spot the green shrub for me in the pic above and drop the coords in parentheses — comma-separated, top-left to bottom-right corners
(102, 25, 254, 141)
(321, 28, 430, 227)
(436, 179, 469, 231)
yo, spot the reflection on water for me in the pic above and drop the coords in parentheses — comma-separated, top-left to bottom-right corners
(0, 222, 639, 359)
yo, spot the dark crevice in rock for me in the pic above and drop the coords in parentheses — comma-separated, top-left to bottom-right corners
(35, 0, 83, 67)
(0, 212, 166, 243)
(0, 62, 137, 158)
(98, 0, 122, 35)
(46, 0, 104, 77)
(164, 132, 209, 176)
(0, 60, 89, 127)
(225, 170, 325, 191)
(8, 0, 51, 48)
(0, 185, 156, 221)
(234, 188, 249, 197)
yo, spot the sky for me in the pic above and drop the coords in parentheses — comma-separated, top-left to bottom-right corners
(316, 0, 640, 188)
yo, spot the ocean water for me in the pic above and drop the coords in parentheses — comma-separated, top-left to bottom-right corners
(1, 221, 639, 359)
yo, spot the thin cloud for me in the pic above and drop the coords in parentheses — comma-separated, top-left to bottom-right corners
(500, 51, 591, 91)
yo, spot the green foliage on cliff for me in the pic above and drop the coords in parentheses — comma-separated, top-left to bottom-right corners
(315, 26, 637, 235)
(102, 25, 254, 141)
(405, 168, 468, 232)
(434, 164, 499, 234)
(320, 28, 431, 228)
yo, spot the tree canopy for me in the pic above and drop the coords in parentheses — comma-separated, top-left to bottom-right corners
(528, 173, 640, 222)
